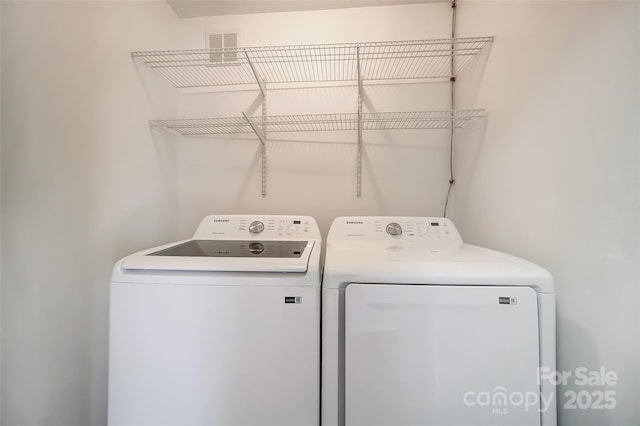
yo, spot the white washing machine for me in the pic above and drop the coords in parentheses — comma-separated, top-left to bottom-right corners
(322, 217, 556, 426)
(108, 215, 321, 426)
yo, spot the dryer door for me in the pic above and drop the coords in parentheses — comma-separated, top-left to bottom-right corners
(345, 284, 542, 426)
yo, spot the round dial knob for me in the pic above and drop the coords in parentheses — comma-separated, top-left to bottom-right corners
(248, 242, 264, 255)
(386, 222, 403, 236)
(249, 221, 265, 234)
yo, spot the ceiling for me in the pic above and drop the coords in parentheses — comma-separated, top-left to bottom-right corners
(167, 0, 432, 18)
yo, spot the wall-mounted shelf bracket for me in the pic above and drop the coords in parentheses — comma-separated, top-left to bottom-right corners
(244, 52, 267, 97)
(242, 111, 267, 196)
(242, 112, 266, 144)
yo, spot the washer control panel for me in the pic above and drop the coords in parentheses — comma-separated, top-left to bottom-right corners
(194, 215, 319, 239)
(330, 217, 463, 242)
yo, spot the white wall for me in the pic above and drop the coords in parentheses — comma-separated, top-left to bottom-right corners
(0, 2, 181, 424)
(454, 2, 640, 426)
(1, 1, 639, 425)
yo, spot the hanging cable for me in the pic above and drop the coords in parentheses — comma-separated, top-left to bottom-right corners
(443, 0, 457, 217)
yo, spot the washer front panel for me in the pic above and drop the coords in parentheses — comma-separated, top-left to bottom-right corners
(109, 281, 320, 426)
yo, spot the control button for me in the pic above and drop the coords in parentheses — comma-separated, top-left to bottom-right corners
(386, 222, 403, 236)
(248, 242, 264, 255)
(249, 221, 265, 234)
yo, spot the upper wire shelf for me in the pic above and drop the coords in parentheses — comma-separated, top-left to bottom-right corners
(150, 110, 487, 136)
(133, 37, 493, 89)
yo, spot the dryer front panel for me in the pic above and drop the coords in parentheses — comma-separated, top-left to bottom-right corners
(345, 284, 541, 426)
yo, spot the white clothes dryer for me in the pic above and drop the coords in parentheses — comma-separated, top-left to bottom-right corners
(108, 215, 321, 426)
(322, 216, 556, 426)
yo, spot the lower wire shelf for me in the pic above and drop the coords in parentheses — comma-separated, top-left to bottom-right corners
(150, 109, 487, 198)
(150, 110, 486, 136)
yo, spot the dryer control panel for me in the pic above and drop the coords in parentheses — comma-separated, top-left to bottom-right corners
(328, 217, 463, 243)
(193, 215, 320, 240)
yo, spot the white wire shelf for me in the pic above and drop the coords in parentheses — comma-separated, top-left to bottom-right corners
(133, 37, 493, 89)
(150, 110, 486, 136)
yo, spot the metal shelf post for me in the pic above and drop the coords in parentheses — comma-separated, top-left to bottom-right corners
(261, 86, 267, 197)
(244, 52, 268, 196)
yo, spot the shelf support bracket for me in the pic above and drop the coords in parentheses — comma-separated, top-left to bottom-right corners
(242, 112, 267, 196)
(242, 112, 266, 145)
(356, 46, 363, 198)
(245, 52, 266, 98)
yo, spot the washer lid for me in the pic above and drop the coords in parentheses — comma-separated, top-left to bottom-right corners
(121, 239, 315, 272)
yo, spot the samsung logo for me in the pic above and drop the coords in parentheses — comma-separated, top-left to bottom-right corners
(213, 219, 230, 222)
(346, 221, 364, 225)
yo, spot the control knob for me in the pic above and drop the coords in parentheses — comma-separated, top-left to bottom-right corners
(249, 242, 265, 255)
(249, 220, 265, 234)
(386, 222, 403, 236)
